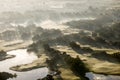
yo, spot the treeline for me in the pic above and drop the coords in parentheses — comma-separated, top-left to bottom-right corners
(29, 28, 119, 53)
(95, 22, 120, 48)
(65, 19, 102, 31)
(32, 31, 108, 47)
(0, 25, 36, 41)
(0, 24, 63, 41)
(62, 52, 89, 77)
(38, 44, 89, 80)
(24, 21, 120, 50)
(69, 41, 120, 63)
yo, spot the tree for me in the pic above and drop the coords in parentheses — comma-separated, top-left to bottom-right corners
(0, 72, 16, 80)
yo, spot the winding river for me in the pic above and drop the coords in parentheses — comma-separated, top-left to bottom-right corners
(0, 49, 48, 80)
(0, 49, 120, 80)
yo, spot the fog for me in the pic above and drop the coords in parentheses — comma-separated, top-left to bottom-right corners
(0, 0, 120, 80)
(0, 0, 116, 12)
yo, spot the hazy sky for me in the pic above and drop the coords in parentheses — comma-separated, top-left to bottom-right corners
(0, 0, 114, 12)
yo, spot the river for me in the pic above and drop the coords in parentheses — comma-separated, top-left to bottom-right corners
(0, 49, 48, 80)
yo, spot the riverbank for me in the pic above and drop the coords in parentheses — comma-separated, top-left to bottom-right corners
(0, 40, 32, 62)
(10, 54, 48, 72)
(0, 54, 15, 61)
(0, 40, 32, 52)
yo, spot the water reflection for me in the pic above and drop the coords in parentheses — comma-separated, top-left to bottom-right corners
(86, 72, 120, 80)
(0, 49, 48, 80)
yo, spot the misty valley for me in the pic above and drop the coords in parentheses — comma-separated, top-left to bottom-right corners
(0, 0, 120, 80)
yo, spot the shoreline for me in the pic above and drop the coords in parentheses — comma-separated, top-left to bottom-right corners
(10, 65, 46, 72)
(0, 40, 32, 65)
(0, 40, 32, 52)
(0, 55, 15, 61)
(10, 54, 48, 72)
(91, 71, 120, 76)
